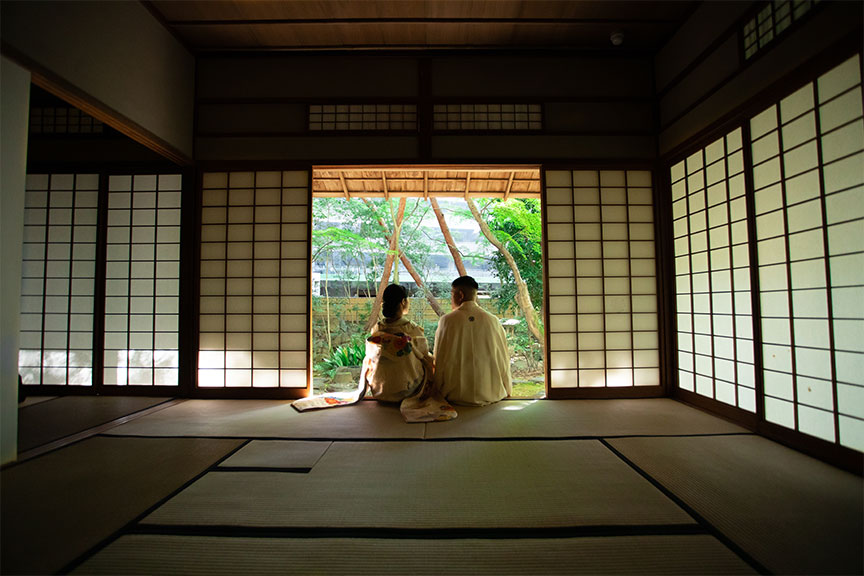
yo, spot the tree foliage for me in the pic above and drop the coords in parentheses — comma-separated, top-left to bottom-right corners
(474, 199, 544, 315)
(312, 198, 433, 294)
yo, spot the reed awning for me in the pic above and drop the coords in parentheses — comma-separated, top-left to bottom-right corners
(312, 165, 541, 200)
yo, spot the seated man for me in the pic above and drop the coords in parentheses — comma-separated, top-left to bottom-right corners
(433, 275, 512, 405)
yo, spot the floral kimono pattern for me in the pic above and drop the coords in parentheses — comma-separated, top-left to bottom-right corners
(293, 317, 456, 423)
(362, 326, 426, 403)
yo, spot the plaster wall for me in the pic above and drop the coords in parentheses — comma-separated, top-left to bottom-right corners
(0, 56, 30, 464)
(1, 0, 194, 160)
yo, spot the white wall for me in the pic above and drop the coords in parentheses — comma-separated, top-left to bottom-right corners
(0, 0, 194, 161)
(0, 56, 30, 465)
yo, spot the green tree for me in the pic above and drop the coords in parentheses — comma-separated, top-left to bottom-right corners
(313, 198, 435, 297)
(312, 197, 438, 358)
(484, 199, 544, 312)
(459, 198, 544, 346)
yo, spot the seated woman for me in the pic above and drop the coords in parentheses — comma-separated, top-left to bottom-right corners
(361, 283, 432, 402)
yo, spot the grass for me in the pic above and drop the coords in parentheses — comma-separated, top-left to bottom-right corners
(511, 379, 545, 398)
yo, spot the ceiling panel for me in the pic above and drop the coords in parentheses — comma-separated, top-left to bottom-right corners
(146, 0, 698, 53)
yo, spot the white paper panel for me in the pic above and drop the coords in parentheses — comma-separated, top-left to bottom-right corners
(199, 171, 310, 389)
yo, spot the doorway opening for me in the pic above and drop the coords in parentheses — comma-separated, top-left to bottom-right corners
(310, 165, 544, 398)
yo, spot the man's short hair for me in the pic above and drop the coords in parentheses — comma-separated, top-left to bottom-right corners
(452, 276, 479, 291)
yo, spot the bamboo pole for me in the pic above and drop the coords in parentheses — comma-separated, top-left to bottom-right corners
(339, 171, 350, 199)
(504, 171, 515, 202)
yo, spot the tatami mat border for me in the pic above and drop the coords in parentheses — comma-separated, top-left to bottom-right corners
(99, 431, 757, 442)
(57, 434, 770, 574)
(212, 467, 312, 473)
(599, 439, 770, 575)
(129, 523, 709, 540)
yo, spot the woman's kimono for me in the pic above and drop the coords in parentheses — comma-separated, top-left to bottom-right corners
(293, 317, 456, 423)
(361, 317, 430, 402)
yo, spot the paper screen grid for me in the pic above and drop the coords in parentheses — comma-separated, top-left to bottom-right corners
(199, 171, 309, 389)
(29, 106, 104, 135)
(742, 0, 820, 60)
(308, 104, 416, 131)
(103, 175, 181, 386)
(751, 54, 864, 449)
(670, 128, 758, 412)
(545, 170, 660, 389)
(433, 104, 542, 131)
(18, 174, 98, 386)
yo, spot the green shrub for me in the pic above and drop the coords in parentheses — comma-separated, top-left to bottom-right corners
(316, 338, 366, 379)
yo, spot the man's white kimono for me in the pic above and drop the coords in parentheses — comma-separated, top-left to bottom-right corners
(433, 300, 512, 405)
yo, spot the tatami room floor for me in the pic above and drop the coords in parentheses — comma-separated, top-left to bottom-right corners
(2, 396, 862, 575)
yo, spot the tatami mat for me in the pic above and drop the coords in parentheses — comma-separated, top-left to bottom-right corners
(609, 435, 864, 575)
(107, 399, 426, 439)
(17, 396, 172, 452)
(218, 440, 331, 469)
(73, 534, 756, 575)
(142, 440, 694, 529)
(104, 397, 747, 440)
(0, 436, 242, 575)
(425, 398, 749, 438)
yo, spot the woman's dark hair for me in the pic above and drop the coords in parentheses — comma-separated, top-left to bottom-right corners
(381, 284, 408, 318)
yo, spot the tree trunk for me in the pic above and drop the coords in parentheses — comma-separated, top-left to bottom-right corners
(466, 198, 544, 348)
(388, 200, 399, 284)
(430, 197, 467, 276)
(364, 198, 407, 331)
(363, 199, 444, 317)
(324, 253, 332, 352)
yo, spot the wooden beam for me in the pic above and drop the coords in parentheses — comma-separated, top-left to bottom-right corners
(2, 42, 193, 166)
(504, 171, 515, 202)
(464, 172, 472, 201)
(423, 172, 429, 200)
(338, 171, 350, 199)
(382, 172, 390, 200)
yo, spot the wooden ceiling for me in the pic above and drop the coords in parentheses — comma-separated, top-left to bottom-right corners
(313, 165, 541, 199)
(145, 0, 698, 53)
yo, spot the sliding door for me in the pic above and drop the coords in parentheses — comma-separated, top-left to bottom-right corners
(18, 172, 185, 394)
(670, 54, 864, 455)
(544, 169, 661, 397)
(197, 171, 311, 396)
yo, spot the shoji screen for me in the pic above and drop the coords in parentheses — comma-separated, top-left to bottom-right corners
(670, 128, 757, 412)
(751, 54, 864, 450)
(18, 174, 98, 387)
(198, 171, 310, 391)
(103, 175, 182, 387)
(545, 170, 660, 393)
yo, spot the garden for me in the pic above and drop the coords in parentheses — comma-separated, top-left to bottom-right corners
(311, 195, 544, 398)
